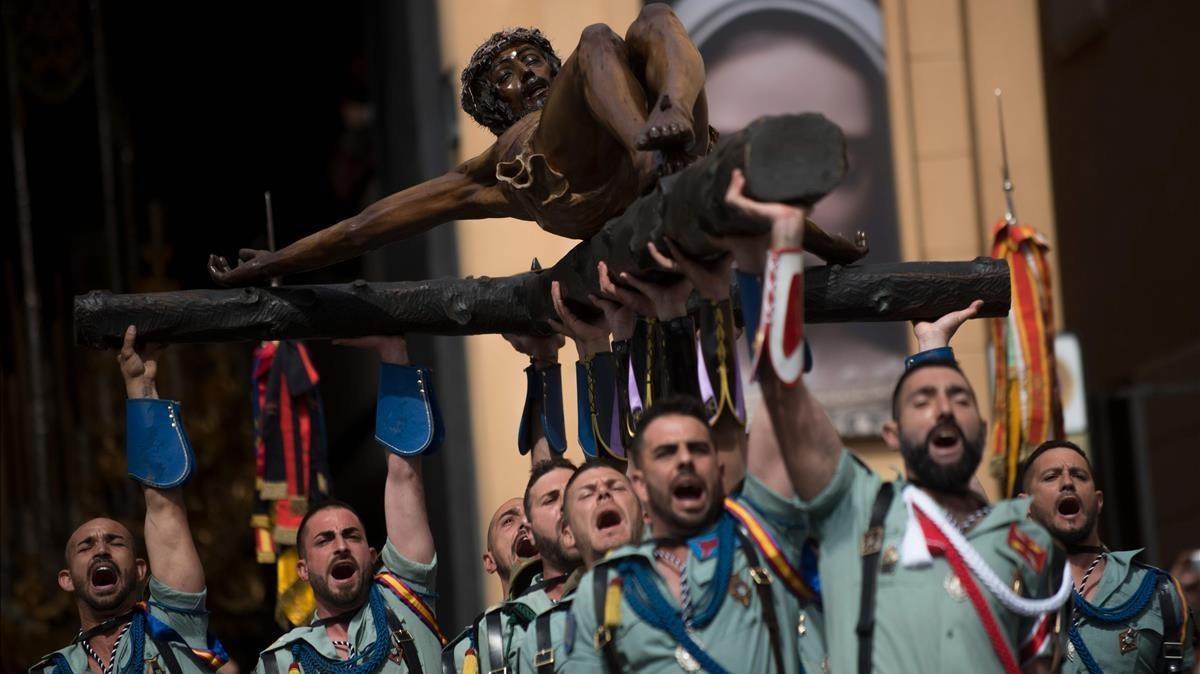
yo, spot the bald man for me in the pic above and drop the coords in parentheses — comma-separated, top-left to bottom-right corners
(32, 327, 226, 674)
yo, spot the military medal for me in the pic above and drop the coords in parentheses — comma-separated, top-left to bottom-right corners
(880, 545, 899, 573)
(729, 576, 751, 608)
(675, 635, 705, 672)
(944, 572, 968, 602)
(1119, 626, 1138, 654)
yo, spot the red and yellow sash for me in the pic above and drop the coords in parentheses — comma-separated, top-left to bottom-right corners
(375, 571, 446, 645)
(989, 221, 1064, 496)
(724, 498, 817, 603)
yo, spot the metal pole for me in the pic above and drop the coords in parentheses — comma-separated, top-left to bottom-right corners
(995, 89, 1018, 226)
(89, 0, 123, 292)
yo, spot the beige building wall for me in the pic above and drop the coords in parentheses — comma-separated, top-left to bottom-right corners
(855, 0, 1060, 497)
(436, 0, 1059, 604)
(437, 0, 641, 607)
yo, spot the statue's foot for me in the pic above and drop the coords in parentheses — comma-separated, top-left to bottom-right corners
(636, 94, 695, 152)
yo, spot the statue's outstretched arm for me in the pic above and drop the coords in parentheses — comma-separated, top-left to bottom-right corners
(208, 146, 514, 286)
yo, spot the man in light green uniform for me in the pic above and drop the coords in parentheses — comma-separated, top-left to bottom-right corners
(567, 395, 825, 674)
(1021, 440, 1196, 673)
(718, 177, 1071, 674)
(443, 458, 579, 673)
(516, 460, 645, 673)
(32, 326, 227, 674)
(254, 336, 445, 673)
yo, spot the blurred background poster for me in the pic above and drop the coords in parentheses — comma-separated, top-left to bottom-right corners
(676, 0, 906, 437)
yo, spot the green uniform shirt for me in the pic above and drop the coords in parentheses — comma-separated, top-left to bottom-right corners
(253, 541, 442, 673)
(515, 572, 585, 673)
(568, 474, 825, 674)
(802, 450, 1063, 673)
(31, 577, 216, 674)
(444, 580, 556, 673)
(1063, 548, 1196, 673)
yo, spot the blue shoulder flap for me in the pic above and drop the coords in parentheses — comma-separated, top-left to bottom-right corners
(376, 362, 444, 456)
(517, 362, 567, 455)
(126, 399, 195, 489)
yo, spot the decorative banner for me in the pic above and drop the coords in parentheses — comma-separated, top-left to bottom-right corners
(989, 221, 1064, 496)
(250, 340, 331, 627)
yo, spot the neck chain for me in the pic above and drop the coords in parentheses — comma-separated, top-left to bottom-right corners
(330, 640, 357, 658)
(950, 504, 992, 533)
(1074, 548, 1107, 598)
(654, 548, 693, 628)
(79, 619, 132, 674)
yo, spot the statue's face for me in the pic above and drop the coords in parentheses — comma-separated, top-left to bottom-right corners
(487, 41, 554, 120)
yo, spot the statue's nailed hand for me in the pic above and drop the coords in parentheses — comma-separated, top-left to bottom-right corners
(207, 248, 269, 287)
(117, 325, 162, 400)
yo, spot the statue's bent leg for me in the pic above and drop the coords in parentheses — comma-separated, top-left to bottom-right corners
(624, 3, 710, 156)
(534, 24, 654, 188)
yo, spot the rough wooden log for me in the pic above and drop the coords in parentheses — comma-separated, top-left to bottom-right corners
(74, 113, 1010, 348)
(74, 259, 1009, 348)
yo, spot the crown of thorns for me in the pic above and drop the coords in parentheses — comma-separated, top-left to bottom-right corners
(460, 27, 561, 136)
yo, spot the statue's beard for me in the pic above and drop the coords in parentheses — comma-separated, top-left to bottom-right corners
(901, 419, 985, 493)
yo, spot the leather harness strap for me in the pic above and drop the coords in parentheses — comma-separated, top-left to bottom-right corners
(736, 529, 786, 674)
(857, 481, 895, 674)
(592, 566, 621, 674)
(1157, 573, 1185, 674)
(484, 609, 506, 673)
(534, 611, 555, 674)
(384, 607, 424, 674)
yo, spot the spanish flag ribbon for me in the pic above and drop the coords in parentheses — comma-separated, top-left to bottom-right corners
(989, 221, 1064, 496)
(375, 571, 446, 645)
(724, 498, 818, 603)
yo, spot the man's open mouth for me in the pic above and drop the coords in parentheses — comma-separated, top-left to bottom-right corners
(330, 559, 358, 582)
(931, 426, 963, 449)
(514, 533, 538, 558)
(1056, 494, 1082, 517)
(89, 562, 118, 590)
(671, 476, 707, 511)
(594, 507, 624, 532)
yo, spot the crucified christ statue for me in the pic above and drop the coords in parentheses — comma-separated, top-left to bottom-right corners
(208, 5, 869, 287)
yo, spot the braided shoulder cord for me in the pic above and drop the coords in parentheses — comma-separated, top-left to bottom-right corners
(1066, 569, 1161, 674)
(905, 486, 1072, 616)
(616, 560, 731, 674)
(290, 585, 391, 674)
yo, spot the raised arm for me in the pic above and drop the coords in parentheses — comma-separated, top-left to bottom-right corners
(209, 146, 516, 286)
(336, 336, 436, 564)
(723, 171, 843, 502)
(118, 326, 205, 593)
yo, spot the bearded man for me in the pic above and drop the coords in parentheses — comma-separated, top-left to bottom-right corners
(1020, 440, 1195, 673)
(253, 336, 445, 673)
(724, 176, 1071, 674)
(209, 4, 717, 287)
(32, 326, 227, 674)
(516, 459, 644, 673)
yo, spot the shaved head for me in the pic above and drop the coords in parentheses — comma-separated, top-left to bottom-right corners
(60, 517, 147, 619)
(65, 518, 136, 566)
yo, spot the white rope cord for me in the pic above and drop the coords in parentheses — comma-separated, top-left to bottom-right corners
(902, 485, 1071, 616)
